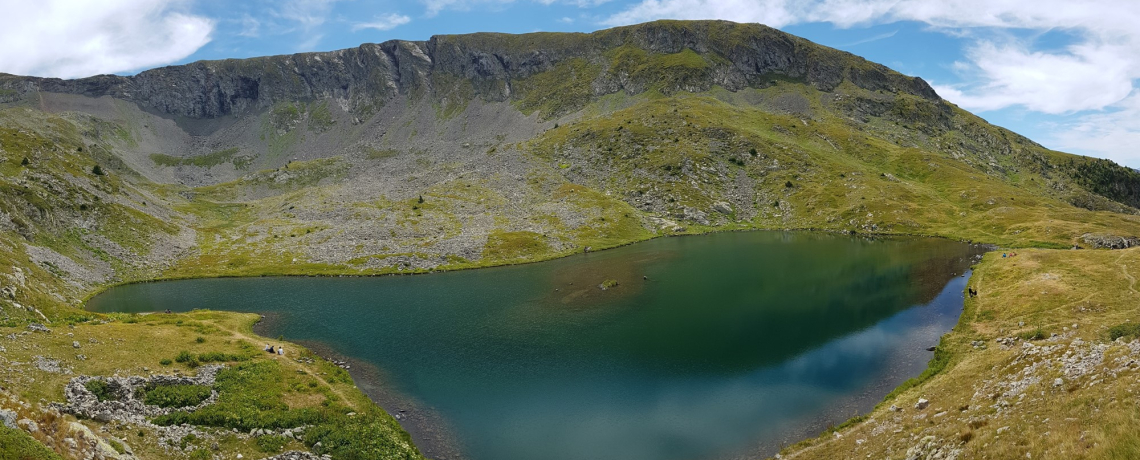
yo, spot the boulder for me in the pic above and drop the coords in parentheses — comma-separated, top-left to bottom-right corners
(0, 408, 17, 429)
(27, 323, 50, 333)
(914, 398, 930, 410)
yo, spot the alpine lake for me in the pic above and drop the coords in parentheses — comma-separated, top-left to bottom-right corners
(88, 231, 985, 460)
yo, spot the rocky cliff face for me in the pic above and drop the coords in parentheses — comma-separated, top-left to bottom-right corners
(0, 20, 938, 121)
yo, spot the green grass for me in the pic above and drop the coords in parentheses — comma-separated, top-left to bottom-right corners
(1108, 322, 1140, 341)
(483, 231, 551, 261)
(514, 58, 603, 119)
(0, 425, 63, 460)
(139, 384, 212, 408)
(85, 379, 115, 402)
(153, 360, 330, 430)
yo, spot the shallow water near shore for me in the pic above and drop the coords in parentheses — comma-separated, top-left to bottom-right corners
(89, 231, 983, 460)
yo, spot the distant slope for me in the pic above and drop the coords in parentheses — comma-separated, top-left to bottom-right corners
(0, 19, 1135, 317)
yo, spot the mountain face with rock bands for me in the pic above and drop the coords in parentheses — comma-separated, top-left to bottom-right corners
(0, 19, 1138, 324)
(3, 21, 935, 120)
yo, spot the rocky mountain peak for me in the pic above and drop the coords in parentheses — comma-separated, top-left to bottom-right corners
(0, 20, 938, 121)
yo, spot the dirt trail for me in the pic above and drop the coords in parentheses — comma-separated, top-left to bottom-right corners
(1115, 252, 1138, 296)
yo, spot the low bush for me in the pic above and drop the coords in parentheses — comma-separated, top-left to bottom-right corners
(139, 384, 212, 408)
(153, 361, 325, 431)
(1019, 328, 1047, 341)
(1108, 322, 1140, 341)
(85, 379, 114, 402)
(0, 425, 63, 460)
(174, 350, 199, 368)
(256, 435, 289, 453)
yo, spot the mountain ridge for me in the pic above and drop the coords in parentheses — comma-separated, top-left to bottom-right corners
(1, 20, 938, 122)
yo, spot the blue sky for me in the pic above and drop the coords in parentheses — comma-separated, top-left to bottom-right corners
(3, 0, 1138, 167)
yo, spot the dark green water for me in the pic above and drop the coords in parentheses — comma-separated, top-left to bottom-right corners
(88, 231, 982, 460)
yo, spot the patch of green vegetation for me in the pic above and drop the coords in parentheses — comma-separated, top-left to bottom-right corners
(153, 360, 325, 430)
(139, 384, 212, 408)
(146, 358, 422, 460)
(269, 103, 302, 131)
(432, 73, 475, 120)
(606, 46, 713, 94)
(1018, 327, 1048, 341)
(483, 231, 551, 261)
(1061, 157, 1140, 209)
(308, 101, 335, 132)
(304, 412, 422, 460)
(85, 379, 115, 402)
(1108, 322, 1140, 341)
(256, 435, 289, 453)
(175, 350, 200, 368)
(514, 58, 603, 119)
(0, 424, 63, 460)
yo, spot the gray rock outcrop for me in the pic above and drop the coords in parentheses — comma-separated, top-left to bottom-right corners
(1080, 233, 1140, 249)
(0, 21, 940, 123)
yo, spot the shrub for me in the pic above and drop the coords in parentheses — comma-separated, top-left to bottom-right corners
(1108, 322, 1140, 341)
(174, 350, 200, 368)
(785, 180, 793, 188)
(153, 361, 324, 431)
(195, 336, 206, 344)
(107, 438, 126, 454)
(1019, 328, 1048, 341)
(304, 412, 419, 460)
(0, 425, 63, 460)
(140, 384, 212, 408)
(20, 157, 28, 166)
(159, 359, 173, 366)
(85, 379, 115, 402)
(197, 351, 248, 363)
(92, 165, 105, 176)
(256, 435, 289, 453)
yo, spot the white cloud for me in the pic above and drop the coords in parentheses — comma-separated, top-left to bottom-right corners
(603, 0, 1140, 113)
(420, 0, 608, 17)
(603, 0, 1140, 162)
(837, 29, 897, 47)
(1049, 92, 1140, 166)
(932, 41, 1135, 114)
(352, 13, 412, 31)
(0, 0, 213, 79)
(276, 0, 340, 30)
(237, 14, 262, 38)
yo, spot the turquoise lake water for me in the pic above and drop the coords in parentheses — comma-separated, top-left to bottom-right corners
(88, 231, 983, 460)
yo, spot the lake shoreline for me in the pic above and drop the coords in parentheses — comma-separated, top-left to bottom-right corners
(91, 231, 988, 460)
(78, 226, 994, 305)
